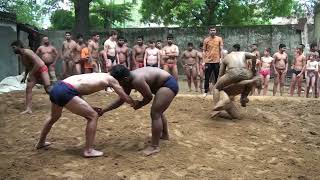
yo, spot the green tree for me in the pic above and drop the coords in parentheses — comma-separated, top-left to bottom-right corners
(50, 9, 74, 30)
(1, 0, 46, 27)
(139, 0, 299, 26)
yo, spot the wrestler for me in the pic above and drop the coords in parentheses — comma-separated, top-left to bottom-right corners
(61, 32, 77, 78)
(115, 36, 129, 67)
(11, 40, 51, 114)
(36, 36, 59, 83)
(212, 51, 256, 110)
(272, 44, 288, 96)
(305, 52, 319, 98)
(197, 43, 205, 93)
(74, 34, 85, 74)
(100, 65, 179, 156)
(104, 30, 117, 66)
(258, 48, 273, 96)
(162, 34, 179, 80)
(87, 33, 100, 73)
(35, 73, 135, 158)
(289, 45, 306, 96)
(181, 42, 199, 92)
(132, 36, 147, 69)
(144, 39, 160, 68)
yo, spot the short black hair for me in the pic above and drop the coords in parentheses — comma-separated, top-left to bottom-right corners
(233, 44, 240, 51)
(310, 42, 317, 49)
(279, 44, 286, 49)
(118, 36, 125, 40)
(91, 32, 99, 37)
(76, 34, 83, 39)
(187, 42, 193, 47)
(252, 43, 257, 46)
(167, 34, 174, 39)
(199, 42, 203, 48)
(110, 65, 130, 81)
(156, 40, 162, 43)
(109, 30, 118, 36)
(10, 40, 24, 48)
(209, 26, 216, 30)
(137, 35, 144, 40)
(65, 31, 71, 35)
(265, 47, 271, 53)
(149, 39, 155, 44)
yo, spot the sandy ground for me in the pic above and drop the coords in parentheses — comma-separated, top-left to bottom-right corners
(0, 80, 320, 179)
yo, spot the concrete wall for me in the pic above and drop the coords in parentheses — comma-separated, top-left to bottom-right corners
(0, 25, 19, 81)
(39, 25, 303, 76)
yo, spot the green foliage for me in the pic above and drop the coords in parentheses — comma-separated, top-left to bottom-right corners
(50, 9, 74, 30)
(139, 0, 302, 26)
(90, 1, 133, 28)
(1, 0, 46, 27)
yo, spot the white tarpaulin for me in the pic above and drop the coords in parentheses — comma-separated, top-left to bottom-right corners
(0, 73, 26, 94)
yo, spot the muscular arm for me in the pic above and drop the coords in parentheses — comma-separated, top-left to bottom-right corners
(220, 38, 224, 60)
(36, 47, 41, 56)
(132, 46, 137, 63)
(109, 77, 134, 105)
(133, 80, 153, 109)
(143, 49, 148, 67)
(218, 60, 226, 79)
(101, 87, 132, 114)
(88, 41, 94, 63)
(299, 56, 307, 76)
(179, 51, 186, 67)
(284, 54, 289, 73)
(157, 50, 161, 68)
(53, 47, 59, 62)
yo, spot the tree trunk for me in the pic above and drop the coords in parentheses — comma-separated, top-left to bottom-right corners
(73, 0, 91, 36)
(313, 3, 320, 47)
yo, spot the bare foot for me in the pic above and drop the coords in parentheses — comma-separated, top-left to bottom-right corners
(36, 141, 51, 149)
(20, 109, 32, 114)
(142, 146, 160, 156)
(83, 149, 104, 158)
(195, 89, 199, 92)
(188, 89, 192, 92)
(160, 134, 169, 140)
(210, 111, 221, 118)
(240, 97, 249, 107)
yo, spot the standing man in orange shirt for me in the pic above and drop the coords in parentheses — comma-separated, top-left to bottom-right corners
(203, 27, 224, 97)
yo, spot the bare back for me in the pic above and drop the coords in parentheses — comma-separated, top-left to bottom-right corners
(21, 49, 46, 71)
(223, 52, 255, 69)
(63, 73, 113, 95)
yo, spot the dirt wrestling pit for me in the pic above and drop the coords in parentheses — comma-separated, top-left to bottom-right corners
(0, 85, 320, 179)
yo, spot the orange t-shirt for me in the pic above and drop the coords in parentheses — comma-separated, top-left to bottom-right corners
(81, 47, 93, 69)
(203, 36, 223, 63)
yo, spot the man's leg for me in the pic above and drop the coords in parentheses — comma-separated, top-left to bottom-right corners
(279, 72, 286, 96)
(192, 65, 198, 92)
(160, 114, 169, 140)
(263, 74, 270, 96)
(306, 75, 310, 98)
(199, 67, 204, 93)
(172, 65, 179, 81)
(75, 62, 82, 75)
(184, 66, 192, 91)
(36, 103, 63, 149)
(64, 96, 103, 157)
(62, 60, 68, 78)
(212, 63, 220, 84)
(21, 78, 36, 114)
(204, 63, 214, 95)
(297, 76, 302, 97)
(289, 73, 297, 96)
(67, 61, 74, 76)
(40, 71, 52, 94)
(48, 64, 57, 83)
(143, 87, 175, 156)
(273, 72, 280, 96)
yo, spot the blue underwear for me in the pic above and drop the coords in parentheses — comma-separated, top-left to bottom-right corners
(49, 81, 79, 107)
(162, 76, 179, 95)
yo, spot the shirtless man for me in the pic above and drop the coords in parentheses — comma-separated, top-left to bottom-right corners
(132, 36, 148, 69)
(211, 76, 262, 119)
(289, 45, 306, 96)
(62, 32, 78, 78)
(36, 36, 59, 83)
(144, 40, 160, 68)
(116, 36, 129, 67)
(162, 34, 179, 80)
(248, 44, 261, 95)
(11, 40, 51, 114)
(212, 51, 256, 110)
(74, 34, 85, 74)
(272, 44, 288, 96)
(35, 73, 135, 158)
(258, 48, 273, 96)
(99, 65, 179, 156)
(197, 43, 205, 93)
(181, 43, 199, 92)
(104, 30, 117, 66)
(156, 40, 165, 68)
(305, 52, 319, 98)
(88, 33, 100, 72)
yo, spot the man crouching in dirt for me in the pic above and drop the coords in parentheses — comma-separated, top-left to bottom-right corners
(36, 73, 135, 158)
(99, 65, 179, 156)
(211, 76, 262, 119)
(212, 51, 257, 111)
